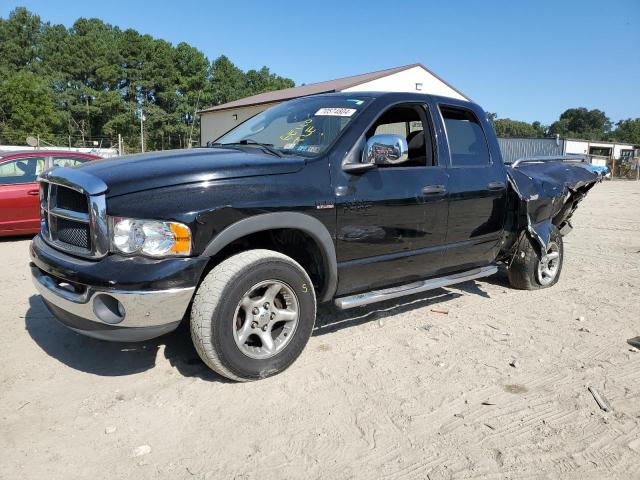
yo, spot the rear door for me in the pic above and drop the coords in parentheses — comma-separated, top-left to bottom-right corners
(0, 156, 47, 234)
(335, 102, 450, 295)
(437, 105, 507, 270)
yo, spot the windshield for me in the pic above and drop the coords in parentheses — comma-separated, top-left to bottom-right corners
(214, 96, 371, 157)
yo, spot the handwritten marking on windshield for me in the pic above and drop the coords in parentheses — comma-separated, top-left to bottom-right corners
(280, 119, 316, 145)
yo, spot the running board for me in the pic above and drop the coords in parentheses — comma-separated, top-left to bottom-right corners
(334, 265, 498, 310)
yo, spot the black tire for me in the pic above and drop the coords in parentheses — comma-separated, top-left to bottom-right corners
(507, 227, 564, 290)
(190, 249, 316, 381)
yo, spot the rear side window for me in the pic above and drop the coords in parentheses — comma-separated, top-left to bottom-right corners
(52, 156, 90, 168)
(441, 106, 490, 166)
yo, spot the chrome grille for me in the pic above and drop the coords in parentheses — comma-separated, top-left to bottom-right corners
(56, 186, 89, 213)
(56, 217, 91, 248)
(39, 170, 109, 259)
(41, 183, 91, 253)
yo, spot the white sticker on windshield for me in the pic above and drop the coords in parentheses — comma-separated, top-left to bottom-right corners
(314, 107, 357, 117)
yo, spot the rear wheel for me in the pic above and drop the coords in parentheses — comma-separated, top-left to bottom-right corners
(191, 249, 316, 381)
(508, 227, 563, 290)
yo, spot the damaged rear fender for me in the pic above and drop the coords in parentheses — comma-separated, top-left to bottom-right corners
(506, 161, 598, 251)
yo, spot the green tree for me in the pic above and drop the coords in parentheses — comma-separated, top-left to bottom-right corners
(172, 42, 211, 148)
(0, 71, 61, 144)
(487, 113, 546, 138)
(548, 108, 612, 140)
(0, 7, 296, 151)
(492, 118, 546, 138)
(245, 66, 294, 95)
(610, 118, 640, 144)
(209, 55, 249, 105)
(0, 7, 43, 73)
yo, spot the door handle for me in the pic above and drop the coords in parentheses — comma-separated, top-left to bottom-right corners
(421, 184, 447, 195)
(27, 189, 40, 196)
(487, 181, 505, 191)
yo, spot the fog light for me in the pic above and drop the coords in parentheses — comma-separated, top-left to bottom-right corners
(93, 294, 126, 324)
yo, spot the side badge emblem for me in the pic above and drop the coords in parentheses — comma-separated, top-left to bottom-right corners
(316, 202, 335, 210)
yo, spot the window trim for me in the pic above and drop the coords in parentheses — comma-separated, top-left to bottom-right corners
(362, 101, 440, 169)
(438, 103, 493, 169)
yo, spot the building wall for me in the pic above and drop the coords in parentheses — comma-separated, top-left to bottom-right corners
(497, 137, 564, 163)
(589, 142, 635, 158)
(564, 139, 635, 158)
(342, 66, 467, 100)
(564, 139, 589, 155)
(200, 102, 278, 144)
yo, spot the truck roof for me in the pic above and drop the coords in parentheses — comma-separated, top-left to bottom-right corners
(307, 91, 480, 111)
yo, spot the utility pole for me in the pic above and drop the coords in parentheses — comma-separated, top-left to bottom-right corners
(118, 133, 123, 156)
(140, 108, 145, 153)
(187, 90, 202, 149)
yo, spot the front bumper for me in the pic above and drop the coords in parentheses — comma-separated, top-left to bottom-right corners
(30, 235, 205, 342)
(32, 266, 194, 341)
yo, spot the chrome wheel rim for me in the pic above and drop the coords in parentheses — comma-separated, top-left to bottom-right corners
(232, 280, 299, 359)
(536, 242, 560, 286)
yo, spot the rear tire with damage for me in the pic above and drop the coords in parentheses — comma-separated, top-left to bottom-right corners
(508, 227, 563, 290)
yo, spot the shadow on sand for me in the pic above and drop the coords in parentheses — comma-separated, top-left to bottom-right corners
(24, 276, 495, 379)
(24, 295, 229, 381)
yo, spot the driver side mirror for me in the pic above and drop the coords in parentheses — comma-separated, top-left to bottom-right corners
(342, 134, 409, 173)
(365, 134, 409, 166)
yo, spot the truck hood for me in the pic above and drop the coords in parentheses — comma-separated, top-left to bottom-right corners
(71, 148, 306, 197)
(506, 161, 598, 249)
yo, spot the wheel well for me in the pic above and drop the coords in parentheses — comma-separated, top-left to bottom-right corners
(204, 229, 327, 297)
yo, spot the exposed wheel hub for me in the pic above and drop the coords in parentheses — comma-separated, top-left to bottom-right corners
(536, 242, 560, 286)
(232, 280, 299, 359)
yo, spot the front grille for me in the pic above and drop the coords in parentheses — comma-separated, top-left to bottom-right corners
(40, 182, 93, 255)
(56, 218, 90, 248)
(38, 169, 109, 259)
(56, 187, 89, 213)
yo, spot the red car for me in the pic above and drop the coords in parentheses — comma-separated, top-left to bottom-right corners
(0, 150, 101, 236)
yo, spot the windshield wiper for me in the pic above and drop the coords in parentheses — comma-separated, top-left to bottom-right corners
(208, 139, 284, 158)
(224, 139, 283, 158)
(207, 142, 244, 152)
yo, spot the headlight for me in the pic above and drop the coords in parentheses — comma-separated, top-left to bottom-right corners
(109, 217, 191, 257)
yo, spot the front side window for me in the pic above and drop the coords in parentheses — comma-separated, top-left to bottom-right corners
(214, 96, 371, 157)
(441, 106, 490, 166)
(367, 104, 435, 167)
(0, 157, 46, 185)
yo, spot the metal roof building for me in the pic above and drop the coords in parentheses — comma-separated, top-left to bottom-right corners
(198, 64, 469, 144)
(497, 136, 638, 164)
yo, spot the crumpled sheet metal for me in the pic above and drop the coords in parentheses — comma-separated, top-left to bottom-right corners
(506, 162, 598, 250)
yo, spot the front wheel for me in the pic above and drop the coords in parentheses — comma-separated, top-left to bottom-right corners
(508, 227, 564, 290)
(191, 249, 316, 381)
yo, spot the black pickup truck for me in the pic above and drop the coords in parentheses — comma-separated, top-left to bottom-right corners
(30, 92, 597, 381)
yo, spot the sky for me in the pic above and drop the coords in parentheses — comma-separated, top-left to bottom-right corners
(1, 0, 639, 125)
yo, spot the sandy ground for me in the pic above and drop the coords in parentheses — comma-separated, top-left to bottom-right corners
(1, 180, 639, 480)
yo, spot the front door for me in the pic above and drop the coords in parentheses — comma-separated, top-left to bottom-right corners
(0, 156, 46, 235)
(335, 103, 450, 296)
